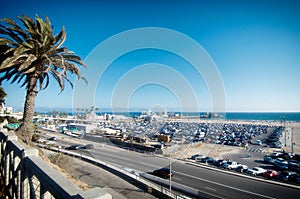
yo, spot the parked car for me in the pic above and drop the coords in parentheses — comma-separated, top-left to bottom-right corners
(65, 144, 83, 150)
(293, 154, 300, 162)
(222, 161, 241, 170)
(47, 137, 57, 141)
(82, 144, 94, 149)
(277, 171, 297, 182)
(270, 152, 283, 159)
(214, 159, 227, 167)
(263, 155, 274, 164)
(191, 154, 206, 160)
(283, 152, 294, 160)
(270, 142, 283, 148)
(296, 174, 300, 184)
(153, 168, 173, 179)
(199, 157, 215, 164)
(274, 158, 288, 170)
(235, 165, 249, 173)
(263, 170, 279, 179)
(255, 140, 262, 145)
(247, 167, 267, 176)
(288, 160, 300, 172)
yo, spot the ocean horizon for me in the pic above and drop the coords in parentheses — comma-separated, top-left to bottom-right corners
(58, 111, 300, 122)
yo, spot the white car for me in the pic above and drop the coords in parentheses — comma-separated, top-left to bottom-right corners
(246, 167, 267, 175)
(222, 161, 241, 170)
(235, 165, 249, 172)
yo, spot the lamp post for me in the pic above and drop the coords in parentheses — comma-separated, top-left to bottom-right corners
(169, 153, 172, 191)
(283, 116, 286, 147)
(281, 116, 286, 147)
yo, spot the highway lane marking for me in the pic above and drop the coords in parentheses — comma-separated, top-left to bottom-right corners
(89, 148, 274, 199)
(90, 149, 163, 170)
(172, 177, 182, 181)
(204, 186, 216, 192)
(176, 171, 276, 199)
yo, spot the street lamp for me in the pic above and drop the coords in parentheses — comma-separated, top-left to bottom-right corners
(169, 154, 172, 191)
(167, 145, 177, 192)
(281, 116, 286, 147)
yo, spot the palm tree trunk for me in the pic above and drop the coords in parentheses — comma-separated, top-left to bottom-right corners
(19, 76, 38, 143)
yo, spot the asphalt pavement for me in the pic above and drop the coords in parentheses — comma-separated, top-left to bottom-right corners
(72, 157, 157, 199)
(39, 130, 300, 199)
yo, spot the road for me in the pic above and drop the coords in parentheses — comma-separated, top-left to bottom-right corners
(40, 131, 300, 199)
(82, 142, 299, 199)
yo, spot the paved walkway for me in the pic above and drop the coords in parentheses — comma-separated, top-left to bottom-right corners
(72, 157, 157, 199)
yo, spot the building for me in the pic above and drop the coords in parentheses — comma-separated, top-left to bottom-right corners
(0, 104, 13, 114)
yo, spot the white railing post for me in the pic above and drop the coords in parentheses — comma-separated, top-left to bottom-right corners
(21, 166, 30, 199)
(4, 148, 10, 187)
(17, 163, 21, 199)
(21, 148, 39, 199)
(14, 155, 21, 199)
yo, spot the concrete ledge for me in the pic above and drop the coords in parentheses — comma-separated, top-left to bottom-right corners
(22, 147, 39, 158)
(0, 131, 112, 199)
(26, 156, 83, 198)
(79, 187, 112, 199)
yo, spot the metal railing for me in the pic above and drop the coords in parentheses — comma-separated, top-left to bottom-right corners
(0, 129, 111, 199)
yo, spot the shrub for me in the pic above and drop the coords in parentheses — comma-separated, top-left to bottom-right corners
(31, 133, 40, 142)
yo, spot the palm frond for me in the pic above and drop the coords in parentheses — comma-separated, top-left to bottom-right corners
(0, 54, 28, 70)
(51, 70, 64, 91)
(54, 26, 66, 48)
(2, 18, 29, 40)
(18, 54, 37, 71)
(17, 15, 35, 32)
(1, 15, 87, 93)
(0, 38, 14, 45)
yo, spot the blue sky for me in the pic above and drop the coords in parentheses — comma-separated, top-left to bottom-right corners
(1, 0, 300, 113)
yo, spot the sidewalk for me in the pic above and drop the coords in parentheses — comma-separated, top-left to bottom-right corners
(72, 157, 157, 199)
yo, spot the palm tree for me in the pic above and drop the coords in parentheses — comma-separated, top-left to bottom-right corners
(90, 106, 94, 113)
(0, 15, 87, 143)
(0, 86, 7, 106)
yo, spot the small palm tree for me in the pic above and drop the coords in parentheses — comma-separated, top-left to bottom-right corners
(0, 15, 87, 143)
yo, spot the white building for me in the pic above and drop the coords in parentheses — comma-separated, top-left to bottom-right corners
(0, 104, 13, 114)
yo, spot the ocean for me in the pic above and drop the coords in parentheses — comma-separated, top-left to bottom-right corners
(221, 112, 300, 122)
(109, 112, 300, 122)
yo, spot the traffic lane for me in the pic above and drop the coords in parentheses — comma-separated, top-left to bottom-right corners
(89, 148, 277, 199)
(86, 146, 300, 199)
(171, 162, 300, 199)
(172, 171, 277, 199)
(88, 147, 299, 198)
(89, 148, 169, 172)
(43, 134, 299, 199)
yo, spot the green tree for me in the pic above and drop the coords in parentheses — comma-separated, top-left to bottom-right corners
(0, 15, 86, 143)
(52, 110, 58, 118)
